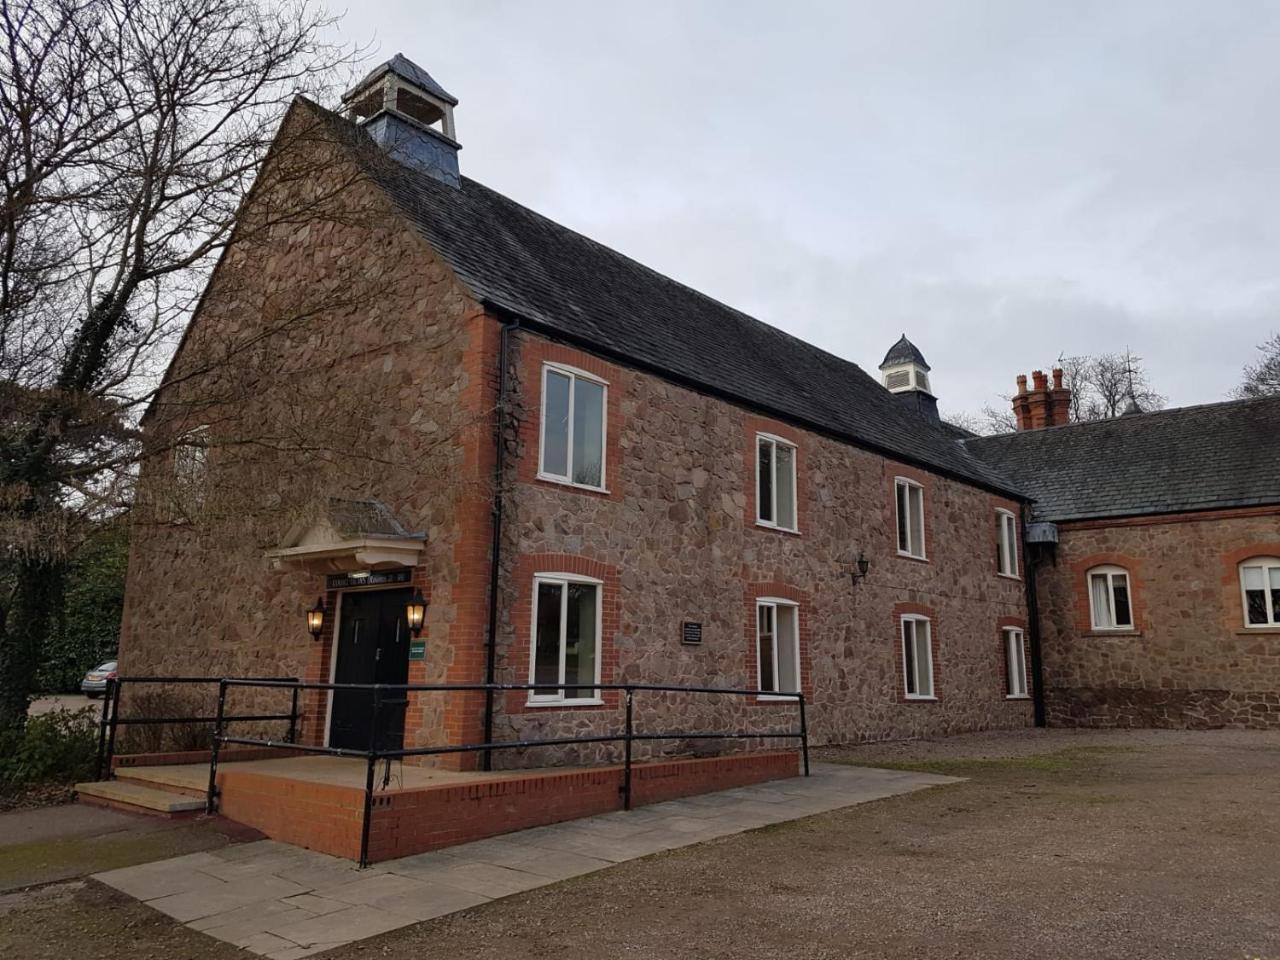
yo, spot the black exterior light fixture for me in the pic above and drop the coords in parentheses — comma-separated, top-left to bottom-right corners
(306, 597, 326, 639)
(405, 588, 428, 638)
(851, 551, 871, 587)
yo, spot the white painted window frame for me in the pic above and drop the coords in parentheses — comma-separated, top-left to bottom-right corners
(1004, 627, 1028, 699)
(996, 509, 1019, 578)
(901, 614, 935, 700)
(1239, 557, 1280, 629)
(1087, 565, 1134, 631)
(536, 362, 609, 493)
(895, 477, 927, 560)
(527, 572, 605, 706)
(755, 433, 799, 533)
(755, 597, 801, 699)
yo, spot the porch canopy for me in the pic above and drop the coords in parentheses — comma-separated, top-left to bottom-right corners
(266, 498, 424, 573)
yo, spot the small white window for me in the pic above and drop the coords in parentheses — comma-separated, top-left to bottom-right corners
(1240, 558, 1280, 628)
(996, 510, 1019, 577)
(538, 364, 607, 490)
(895, 478, 926, 559)
(1087, 566, 1133, 630)
(528, 574, 602, 704)
(756, 599, 801, 697)
(1004, 627, 1028, 698)
(756, 435, 797, 531)
(901, 615, 934, 699)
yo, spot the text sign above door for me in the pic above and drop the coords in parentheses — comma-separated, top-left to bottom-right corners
(326, 569, 411, 590)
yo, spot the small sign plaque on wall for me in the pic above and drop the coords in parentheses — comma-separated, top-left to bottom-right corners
(326, 569, 411, 590)
(681, 621, 703, 645)
(408, 640, 427, 661)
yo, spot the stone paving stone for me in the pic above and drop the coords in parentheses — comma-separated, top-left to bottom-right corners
(94, 763, 960, 957)
(265, 904, 412, 949)
(388, 858, 549, 898)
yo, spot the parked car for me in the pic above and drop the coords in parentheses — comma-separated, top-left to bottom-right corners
(81, 660, 118, 698)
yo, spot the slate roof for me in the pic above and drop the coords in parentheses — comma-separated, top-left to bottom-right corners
(308, 101, 1021, 498)
(345, 54, 459, 106)
(881, 334, 929, 370)
(963, 395, 1280, 522)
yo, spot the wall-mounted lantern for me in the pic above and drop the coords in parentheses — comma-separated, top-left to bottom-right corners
(405, 588, 428, 638)
(850, 552, 871, 587)
(306, 596, 326, 639)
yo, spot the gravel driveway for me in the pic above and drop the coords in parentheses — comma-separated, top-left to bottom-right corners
(3, 728, 1277, 959)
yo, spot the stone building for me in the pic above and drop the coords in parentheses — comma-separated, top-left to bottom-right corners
(120, 55, 1037, 768)
(119, 52, 1280, 777)
(965, 393, 1280, 728)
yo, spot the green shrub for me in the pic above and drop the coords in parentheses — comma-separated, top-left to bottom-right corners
(0, 708, 99, 792)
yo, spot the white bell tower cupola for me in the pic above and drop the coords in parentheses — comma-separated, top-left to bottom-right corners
(340, 54, 461, 186)
(878, 334, 933, 395)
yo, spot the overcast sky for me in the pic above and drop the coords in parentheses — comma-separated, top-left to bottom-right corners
(329, 1, 1280, 417)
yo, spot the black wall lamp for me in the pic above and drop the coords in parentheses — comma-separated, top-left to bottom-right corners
(306, 596, 326, 639)
(851, 551, 871, 587)
(405, 588, 428, 638)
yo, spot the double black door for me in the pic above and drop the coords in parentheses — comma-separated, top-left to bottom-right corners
(329, 587, 411, 752)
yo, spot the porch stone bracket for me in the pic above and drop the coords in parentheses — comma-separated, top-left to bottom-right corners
(266, 498, 426, 573)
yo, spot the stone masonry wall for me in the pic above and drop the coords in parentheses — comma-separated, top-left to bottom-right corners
(487, 332, 1034, 766)
(1036, 507, 1280, 728)
(118, 102, 494, 756)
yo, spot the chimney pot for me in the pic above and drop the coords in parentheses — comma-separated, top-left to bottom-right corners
(1052, 367, 1064, 389)
(1032, 369, 1048, 391)
(1016, 374, 1028, 395)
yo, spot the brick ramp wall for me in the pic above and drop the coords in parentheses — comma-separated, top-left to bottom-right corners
(216, 751, 799, 864)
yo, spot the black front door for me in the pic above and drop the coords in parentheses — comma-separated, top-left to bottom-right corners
(329, 587, 411, 752)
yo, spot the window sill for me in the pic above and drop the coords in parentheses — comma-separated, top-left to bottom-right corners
(896, 550, 929, 563)
(1005, 694, 1031, 701)
(1084, 629, 1141, 638)
(525, 697, 605, 708)
(756, 693, 801, 702)
(904, 695, 937, 702)
(535, 473, 610, 495)
(1240, 625, 1280, 633)
(996, 572, 1022, 582)
(754, 521, 801, 536)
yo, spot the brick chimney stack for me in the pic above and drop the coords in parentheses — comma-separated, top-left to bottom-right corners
(1013, 367, 1072, 431)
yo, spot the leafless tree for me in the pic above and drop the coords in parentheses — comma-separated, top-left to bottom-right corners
(0, 0, 369, 727)
(1233, 331, 1280, 399)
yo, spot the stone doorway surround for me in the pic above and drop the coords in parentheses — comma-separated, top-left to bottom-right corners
(94, 762, 959, 959)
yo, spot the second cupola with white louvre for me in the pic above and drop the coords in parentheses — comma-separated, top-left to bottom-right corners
(879, 334, 932, 395)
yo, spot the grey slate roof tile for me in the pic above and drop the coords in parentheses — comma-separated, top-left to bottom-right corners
(308, 100, 1021, 498)
(963, 396, 1280, 522)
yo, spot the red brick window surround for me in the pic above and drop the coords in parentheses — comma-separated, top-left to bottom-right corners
(996, 508, 1020, 579)
(1085, 564, 1136, 632)
(506, 554, 620, 714)
(888, 469, 930, 562)
(1237, 555, 1280, 630)
(743, 417, 806, 536)
(516, 339, 625, 501)
(893, 602, 940, 702)
(997, 617, 1031, 699)
(743, 582, 812, 702)
(1071, 554, 1144, 635)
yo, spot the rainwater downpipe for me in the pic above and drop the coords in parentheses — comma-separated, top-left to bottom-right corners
(1021, 505, 1048, 728)
(482, 319, 516, 770)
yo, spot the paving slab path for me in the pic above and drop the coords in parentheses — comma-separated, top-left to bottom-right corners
(94, 762, 958, 959)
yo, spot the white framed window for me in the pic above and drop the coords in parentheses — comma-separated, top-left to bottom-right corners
(528, 573, 602, 705)
(901, 615, 934, 699)
(756, 434, 798, 531)
(996, 509, 1019, 578)
(756, 598, 801, 697)
(1087, 566, 1133, 630)
(1004, 627, 1028, 698)
(895, 478, 926, 559)
(1240, 558, 1280, 628)
(538, 363, 607, 491)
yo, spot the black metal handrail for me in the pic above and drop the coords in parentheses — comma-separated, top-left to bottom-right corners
(204, 678, 809, 867)
(93, 675, 301, 780)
